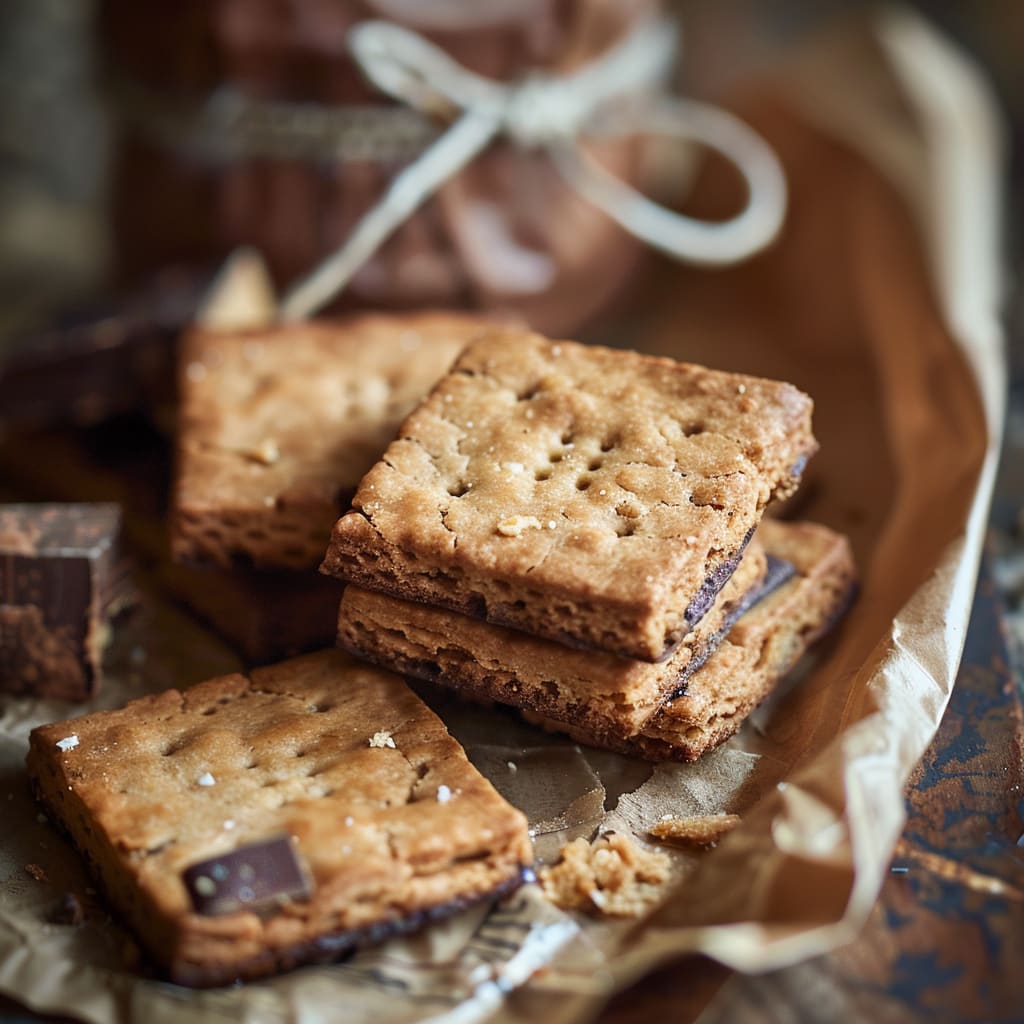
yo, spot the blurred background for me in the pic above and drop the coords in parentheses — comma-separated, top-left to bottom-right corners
(0, 1, 1020, 341)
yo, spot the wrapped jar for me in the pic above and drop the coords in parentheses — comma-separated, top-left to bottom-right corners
(100, 0, 661, 333)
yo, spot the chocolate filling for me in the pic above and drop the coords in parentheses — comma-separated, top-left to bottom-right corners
(173, 866, 531, 988)
(679, 525, 758, 636)
(668, 554, 797, 700)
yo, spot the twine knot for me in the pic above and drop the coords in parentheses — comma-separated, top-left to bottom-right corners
(281, 16, 787, 321)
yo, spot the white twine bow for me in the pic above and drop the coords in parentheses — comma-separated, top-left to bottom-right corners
(280, 16, 787, 321)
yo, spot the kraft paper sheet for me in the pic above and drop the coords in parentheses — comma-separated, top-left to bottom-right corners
(0, 8, 1005, 1024)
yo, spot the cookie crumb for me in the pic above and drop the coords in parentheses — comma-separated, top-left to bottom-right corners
(369, 730, 397, 749)
(55, 735, 79, 752)
(648, 813, 741, 848)
(25, 863, 48, 883)
(196, 772, 216, 787)
(496, 515, 542, 538)
(539, 832, 670, 917)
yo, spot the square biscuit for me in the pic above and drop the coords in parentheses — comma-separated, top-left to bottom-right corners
(338, 541, 768, 742)
(545, 519, 857, 761)
(172, 312, 494, 571)
(26, 649, 532, 987)
(322, 330, 817, 661)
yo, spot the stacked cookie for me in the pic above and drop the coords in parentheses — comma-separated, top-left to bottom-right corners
(325, 328, 856, 761)
(26, 315, 542, 988)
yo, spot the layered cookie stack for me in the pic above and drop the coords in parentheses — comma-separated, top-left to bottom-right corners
(169, 312, 494, 661)
(325, 328, 856, 762)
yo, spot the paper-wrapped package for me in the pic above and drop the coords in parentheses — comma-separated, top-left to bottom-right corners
(99, 0, 661, 333)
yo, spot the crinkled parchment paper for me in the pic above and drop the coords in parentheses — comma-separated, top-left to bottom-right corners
(0, 8, 1005, 1024)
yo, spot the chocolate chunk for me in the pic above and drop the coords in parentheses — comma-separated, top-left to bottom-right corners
(183, 835, 312, 917)
(0, 266, 212, 432)
(0, 503, 133, 700)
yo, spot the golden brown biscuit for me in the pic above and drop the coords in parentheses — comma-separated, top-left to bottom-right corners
(172, 312, 493, 571)
(547, 519, 857, 760)
(27, 650, 533, 987)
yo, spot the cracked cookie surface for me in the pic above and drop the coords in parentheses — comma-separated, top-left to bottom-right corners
(26, 649, 532, 986)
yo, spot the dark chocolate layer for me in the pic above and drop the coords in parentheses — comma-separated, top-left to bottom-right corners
(173, 866, 530, 988)
(0, 267, 211, 432)
(680, 526, 758, 635)
(669, 554, 797, 700)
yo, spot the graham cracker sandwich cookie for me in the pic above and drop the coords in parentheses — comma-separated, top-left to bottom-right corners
(541, 519, 857, 761)
(172, 312, 495, 571)
(322, 329, 816, 661)
(26, 649, 533, 987)
(337, 540, 769, 742)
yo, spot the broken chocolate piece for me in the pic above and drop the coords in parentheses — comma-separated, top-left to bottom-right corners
(183, 835, 312, 916)
(0, 503, 133, 699)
